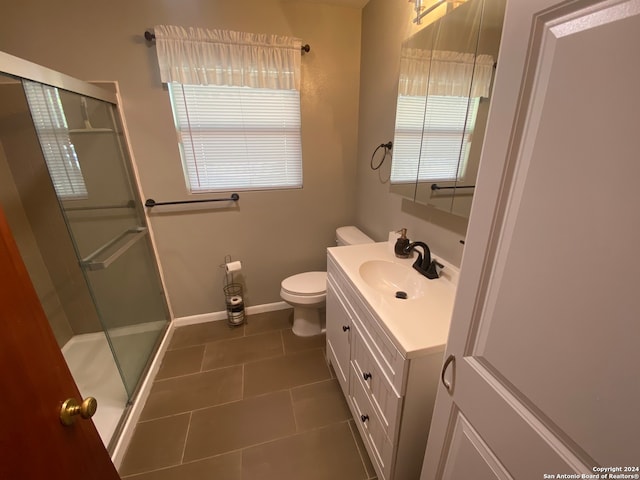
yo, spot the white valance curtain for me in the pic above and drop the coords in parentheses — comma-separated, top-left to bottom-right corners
(153, 25, 302, 90)
(398, 48, 494, 98)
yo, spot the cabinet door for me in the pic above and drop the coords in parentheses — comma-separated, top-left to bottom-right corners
(350, 364, 394, 480)
(351, 323, 402, 439)
(326, 278, 352, 395)
(423, 0, 640, 478)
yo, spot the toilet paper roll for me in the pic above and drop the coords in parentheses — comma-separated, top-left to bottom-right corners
(228, 295, 243, 306)
(229, 310, 244, 325)
(225, 261, 242, 273)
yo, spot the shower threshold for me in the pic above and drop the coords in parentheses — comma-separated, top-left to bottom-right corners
(62, 332, 128, 446)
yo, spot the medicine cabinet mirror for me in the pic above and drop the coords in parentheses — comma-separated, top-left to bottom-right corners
(390, 0, 506, 218)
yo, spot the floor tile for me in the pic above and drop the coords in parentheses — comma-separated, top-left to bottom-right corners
(140, 366, 242, 420)
(291, 379, 351, 431)
(183, 390, 296, 462)
(243, 348, 331, 397)
(282, 329, 326, 354)
(202, 331, 283, 370)
(156, 345, 205, 380)
(169, 321, 244, 350)
(244, 309, 292, 336)
(121, 316, 379, 480)
(121, 451, 242, 480)
(241, 422, 368, 480)
(119, 413, 190, 476)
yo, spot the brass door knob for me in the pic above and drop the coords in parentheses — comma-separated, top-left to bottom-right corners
(60, 397, 98, 426)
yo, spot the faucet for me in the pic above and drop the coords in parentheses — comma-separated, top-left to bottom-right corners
(403, 241, 444, 280)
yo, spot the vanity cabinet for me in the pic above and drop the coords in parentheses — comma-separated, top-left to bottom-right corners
(326, 253, 445, 480)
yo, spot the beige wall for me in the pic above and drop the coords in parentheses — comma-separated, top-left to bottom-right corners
(0, 0, 474, 321)
(0, 0, 362, 318)
(356, 0, 469, 266)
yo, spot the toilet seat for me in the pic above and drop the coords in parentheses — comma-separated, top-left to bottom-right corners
(280, 226, 371, 337)
(281, 272, 327, 297)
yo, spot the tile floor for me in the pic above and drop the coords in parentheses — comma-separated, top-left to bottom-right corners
(119, 309, 377, 480)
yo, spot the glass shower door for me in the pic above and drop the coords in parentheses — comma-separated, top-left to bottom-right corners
(23, 80, 170, 398)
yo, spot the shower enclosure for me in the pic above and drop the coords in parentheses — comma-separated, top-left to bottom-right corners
(0, 52, 170, 451)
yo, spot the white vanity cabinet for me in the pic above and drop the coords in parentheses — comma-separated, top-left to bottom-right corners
(326, 251, 448, 480)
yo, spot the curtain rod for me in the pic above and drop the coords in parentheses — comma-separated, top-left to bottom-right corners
(144, 30, 310, 54)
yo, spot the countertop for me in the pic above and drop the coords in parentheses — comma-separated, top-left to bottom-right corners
(327, 241, 458, 358)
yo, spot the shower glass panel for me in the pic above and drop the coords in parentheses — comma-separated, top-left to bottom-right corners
(0, 72, 122, 447)
(0, 55, 169, 450)
(21, 79, 170, 398)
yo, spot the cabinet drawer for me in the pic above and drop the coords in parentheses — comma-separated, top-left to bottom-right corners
(348, 292, 407, 394)
(351, 323, 402, 439)
(349, 364, 394, 480)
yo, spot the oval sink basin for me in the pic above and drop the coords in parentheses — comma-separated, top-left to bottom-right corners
(358, 260, 426, 300)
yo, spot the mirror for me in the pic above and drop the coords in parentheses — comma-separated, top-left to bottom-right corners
(390, 0, 506, 218)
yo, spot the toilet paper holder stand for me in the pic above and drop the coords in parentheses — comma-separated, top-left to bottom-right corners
(221, 255, 245, 326)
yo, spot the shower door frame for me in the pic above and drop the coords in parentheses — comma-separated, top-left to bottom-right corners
(1, 50, 119, 106)
(0, 50, 173, 453)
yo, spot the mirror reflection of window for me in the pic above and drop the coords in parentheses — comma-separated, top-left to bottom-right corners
(22, 81, 88, 199)
(419, 95, 479, 182)
(391, 48, 493, 185)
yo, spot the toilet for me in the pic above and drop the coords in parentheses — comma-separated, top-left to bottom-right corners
(281, 226, 374, 337)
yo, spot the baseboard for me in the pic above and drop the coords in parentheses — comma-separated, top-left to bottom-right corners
(172, 301, 291, 328)
(109, 301, 290, 467)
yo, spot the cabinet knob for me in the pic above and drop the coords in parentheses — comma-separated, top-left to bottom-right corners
(342, 325, 350, 332)
(363, 372, 372, 381)
(360, 414, 369, 423)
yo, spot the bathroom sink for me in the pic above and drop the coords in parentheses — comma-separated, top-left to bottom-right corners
(358, 260, 426, 300)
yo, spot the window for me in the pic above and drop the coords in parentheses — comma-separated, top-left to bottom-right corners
(22, 81, 88, 199)
(391, 95, 479, 184)
(153, 25, 303, 193)
(169, 84, 302, 192)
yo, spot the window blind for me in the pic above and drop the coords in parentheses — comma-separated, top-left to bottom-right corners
(22, 81, 88, 199)
(169, 83, 303, 192)
(391, 95, 479, 184)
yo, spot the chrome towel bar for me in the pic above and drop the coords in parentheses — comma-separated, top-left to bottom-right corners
(81, 227, 148, 271)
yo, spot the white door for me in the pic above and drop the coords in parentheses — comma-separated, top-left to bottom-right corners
(422, 0, 640, 478)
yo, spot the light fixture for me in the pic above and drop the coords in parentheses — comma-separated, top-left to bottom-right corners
(410, 0, 457, 24)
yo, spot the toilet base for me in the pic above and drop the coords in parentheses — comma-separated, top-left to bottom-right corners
(291, 306, 325, 337)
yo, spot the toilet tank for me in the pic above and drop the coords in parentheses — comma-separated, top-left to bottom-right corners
(335, 226, 374, 246)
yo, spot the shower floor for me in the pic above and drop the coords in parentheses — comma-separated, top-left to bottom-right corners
(62, 332, 128, 446)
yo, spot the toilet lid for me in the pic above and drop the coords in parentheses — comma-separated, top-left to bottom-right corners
(281, 272, 327, 296)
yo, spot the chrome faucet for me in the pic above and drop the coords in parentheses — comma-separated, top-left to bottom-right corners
(403, 241, 444, 280)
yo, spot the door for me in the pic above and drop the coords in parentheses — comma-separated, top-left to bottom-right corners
(422, 0, 640, 478)
(0, 206, 120, 479)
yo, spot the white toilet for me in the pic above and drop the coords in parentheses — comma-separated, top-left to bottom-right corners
(281, 226, 374, 337)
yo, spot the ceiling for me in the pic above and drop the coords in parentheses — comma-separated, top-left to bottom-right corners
(293, 0, 371, 8)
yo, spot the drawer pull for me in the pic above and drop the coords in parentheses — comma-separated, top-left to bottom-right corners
(360, 414, 369, 423)
(363, 372, 372, 381)
(441, 354, 455, 392)
(342, 325, 350, 332)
